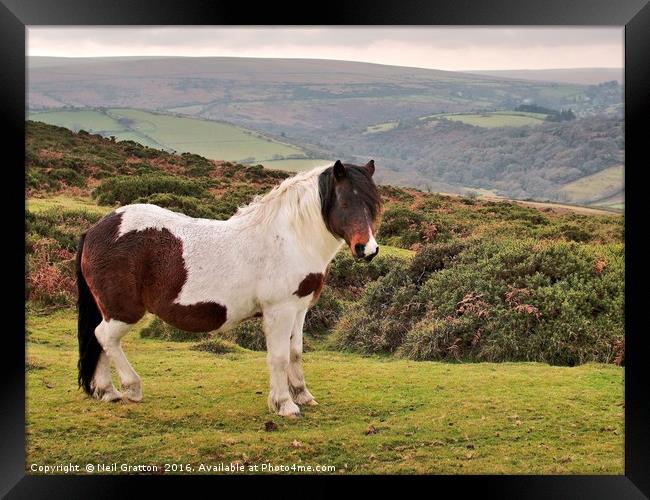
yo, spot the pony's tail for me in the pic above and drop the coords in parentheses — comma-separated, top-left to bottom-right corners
(76, 233, 103, 395)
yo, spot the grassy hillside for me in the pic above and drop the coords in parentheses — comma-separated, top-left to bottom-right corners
(25, 122, 624, 473)
(466, 68, 623, 86)
(28, 108, 314, 164)
(559, 165, 624, 207)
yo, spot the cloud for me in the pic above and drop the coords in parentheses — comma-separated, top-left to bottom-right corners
(27, 27, 623, 71)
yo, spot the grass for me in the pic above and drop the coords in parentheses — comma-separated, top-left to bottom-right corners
(364, 121, 400, 134)
(378, 244, 414, 259)
(26, 196, 112, 216)
(419, 111, 548, 128)
(29, 108, 309, 164)
(258, 158, 332, 172)
(560, 165, 624, 205)
(441, 113, 546, 128)
(26, 308, 623, 475)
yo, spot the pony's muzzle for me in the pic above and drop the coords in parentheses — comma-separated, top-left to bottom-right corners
(352, 241, 379, 261)
(364, 247, 379, 262)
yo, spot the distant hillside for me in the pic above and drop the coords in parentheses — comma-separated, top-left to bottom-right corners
(466, 68, 623, 85)
(27, 108, 323, 167)
(28, 56, 620, 122)
(334, 113, 624, 207)
(27, 56, 624, 208)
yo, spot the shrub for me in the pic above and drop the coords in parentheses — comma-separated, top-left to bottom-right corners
(408, 240, 467, 284)
(92, 174, 211, 206)
(26, 238, 76, 307)
(336, 238, 624, 365)
(378, 204, 425, 247)
(181, 153, 214, 177)
(398, 315, 482, 361)
(47, 167, 86, 187)
(140, 317, 210, 342)
(223, 318, 266, 351)
(26, 208, 103, 252)
(334, 267, 421, 354)
(327, 251, 403, 295)
(133, 193, 222, 219)
(304, 287, 343, 333)
(191, 338, 241, 355)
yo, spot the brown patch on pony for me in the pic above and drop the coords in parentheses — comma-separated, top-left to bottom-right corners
(294, 273, 324, 302)
(81, 211, 227, 332)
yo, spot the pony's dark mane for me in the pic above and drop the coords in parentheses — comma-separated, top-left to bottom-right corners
(318, 164, 382, 235)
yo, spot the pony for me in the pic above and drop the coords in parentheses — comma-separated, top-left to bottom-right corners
(76, 160, 382, 417)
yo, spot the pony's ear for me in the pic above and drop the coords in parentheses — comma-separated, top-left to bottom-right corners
(333, 160, 346, 181)
(364, 159, 375, 176)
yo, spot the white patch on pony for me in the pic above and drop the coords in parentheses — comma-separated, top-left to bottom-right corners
(364, 228, 378, 257)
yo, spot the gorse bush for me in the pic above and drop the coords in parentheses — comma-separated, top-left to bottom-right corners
(336, 239, 624, 366)
(191, 338, 241, 355)
(92, 174, 212, 206)
(304, 287, 343, 333)
(26, 208, 103, 253)
(327, 251, 405, 296)
(224, 318, 266, 351)
(133, 193, 224, 219)
(335, 266, 421, 354)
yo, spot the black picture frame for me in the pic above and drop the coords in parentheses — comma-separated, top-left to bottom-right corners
(3, 1, 648, 497)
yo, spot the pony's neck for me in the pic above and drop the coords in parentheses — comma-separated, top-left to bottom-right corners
(288, 212, 343, 265)
(233, 164, 343, 267)
(271, 177, 343, 266)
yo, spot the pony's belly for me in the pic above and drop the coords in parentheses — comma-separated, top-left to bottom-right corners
(150, 300, 228, 333)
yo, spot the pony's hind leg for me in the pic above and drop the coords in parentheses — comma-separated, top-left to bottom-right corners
(95, 319, 142, 402)
(91, 351, 122, 402)
(288, 309, 317, 406)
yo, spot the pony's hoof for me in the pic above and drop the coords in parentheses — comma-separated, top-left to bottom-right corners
(92, 385, 123, 402)
(305, 399, 319, 406)
(292, 388, 316, 406)
(121, 383, 142, 402)
(277, 400, 301, 418)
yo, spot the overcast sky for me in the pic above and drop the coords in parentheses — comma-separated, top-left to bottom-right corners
(27, 27, 623, 71)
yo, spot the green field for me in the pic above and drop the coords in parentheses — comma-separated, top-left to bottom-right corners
(440, 112, 547, 128)
(259, 158, 332, 172)
(28, 108, 309, 164)
(26, 309, 623, 475)
(560, 165, 624, 207)
(364, 121, 400, 134)
(26, 109, 123, 132)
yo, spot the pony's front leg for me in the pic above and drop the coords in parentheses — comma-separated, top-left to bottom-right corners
(288, 308, 317, 406)
(263, 304, 301, 418)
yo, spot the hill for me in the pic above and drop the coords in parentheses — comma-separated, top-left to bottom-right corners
(27, 56, 624, 207)
(27, 108, 323, 166)
(26, 122, 623, 364)
(25, 122, 624, 473)
(466, 68, 623, 85)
